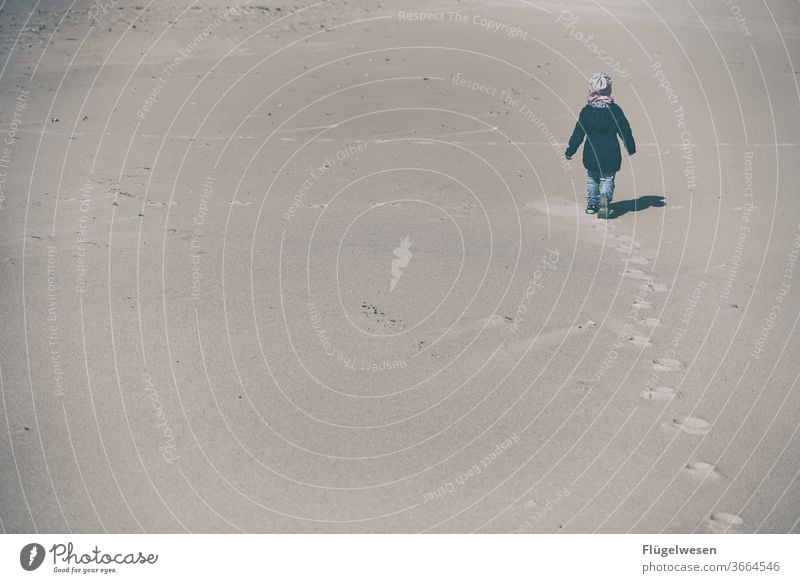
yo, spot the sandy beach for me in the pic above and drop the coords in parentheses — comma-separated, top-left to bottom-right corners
(0, 0, 798, 533)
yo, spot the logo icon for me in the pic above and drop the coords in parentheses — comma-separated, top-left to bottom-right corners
(20, 543, 45, 571)
(390, 236, 413, 292)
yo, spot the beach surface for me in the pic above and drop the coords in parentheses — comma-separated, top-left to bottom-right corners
(0, 0, 798, 533)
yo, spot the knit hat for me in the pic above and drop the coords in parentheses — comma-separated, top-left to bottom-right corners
(588, 72, 612, 96)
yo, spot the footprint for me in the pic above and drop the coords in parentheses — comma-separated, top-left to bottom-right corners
(615, 245, 635, 254)
(646, 282, 669, 293)
(614, 235, 640, 247)
(641, 386, 678, 401)
(623, 256, 650, 266)
(640, 317, 660, 327)
(629, 335, 652, 347)
(632, 300, 653, 310)
(624, 268, 652, 280)
(705, 512, 744, 533)
(662, 415, 711, 435)
(652, 357, 685, 372)
(685, 461, 725, 481)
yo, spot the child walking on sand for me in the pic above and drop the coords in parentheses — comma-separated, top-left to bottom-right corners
(565, 73, 636, 219)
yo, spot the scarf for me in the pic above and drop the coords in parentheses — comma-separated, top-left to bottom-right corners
(588, 95, 614, 108)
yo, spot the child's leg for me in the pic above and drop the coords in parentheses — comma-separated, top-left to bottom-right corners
(586, 171, 600, 204)
(599, 174, 615, 202)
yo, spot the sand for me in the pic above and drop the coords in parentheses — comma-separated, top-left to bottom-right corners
(0, 0, 798, 533)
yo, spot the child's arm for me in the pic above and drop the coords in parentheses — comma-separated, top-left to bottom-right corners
(565, 113, 585, 160)
(615, 107, 636, 156)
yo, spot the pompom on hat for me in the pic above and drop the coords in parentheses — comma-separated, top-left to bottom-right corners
(588, 72, 612, 96)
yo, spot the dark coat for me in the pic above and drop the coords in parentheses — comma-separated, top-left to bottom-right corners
(565, 103, 636, 174)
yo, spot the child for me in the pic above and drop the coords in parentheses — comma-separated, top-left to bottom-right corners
(565, 73, 636, 218)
